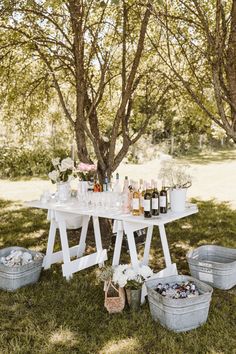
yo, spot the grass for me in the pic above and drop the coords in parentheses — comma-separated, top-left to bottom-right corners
(0, 199, 236, 354)
(178, 148, 236, 165)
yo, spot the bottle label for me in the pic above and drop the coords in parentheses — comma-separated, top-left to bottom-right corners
(160, 196, 167, 208)
(152, 198, 159, 210)
(143, 199, 151, 211)
(132, 198, 139, 210)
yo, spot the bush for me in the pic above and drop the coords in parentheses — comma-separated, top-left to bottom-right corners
(0, 145, 69, 178)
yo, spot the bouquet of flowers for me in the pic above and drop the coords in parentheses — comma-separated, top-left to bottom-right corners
(48, 157, 75, 184)
(112, 264, 153, 289)
(158, 160, 192, 189)
(77, 162, 97, 181)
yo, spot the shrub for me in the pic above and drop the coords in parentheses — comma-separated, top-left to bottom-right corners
(0, 145, 69, 178)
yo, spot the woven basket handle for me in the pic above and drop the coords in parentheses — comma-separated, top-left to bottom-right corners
(104, 280, 119, 298)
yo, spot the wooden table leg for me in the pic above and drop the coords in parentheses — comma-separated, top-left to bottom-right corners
(158, 224, 172, 267)
(57, 213, 73, 280)
(142, 225, 154, 265)
(43, 217, 57, 269)
(112, 221, 124, 266)
(123, 222, 139, 268)
(92, 216, 104, 267)
(77, 215, 90, 257)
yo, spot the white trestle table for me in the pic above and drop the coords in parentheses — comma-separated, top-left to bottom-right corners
(27, 199, 198, 284)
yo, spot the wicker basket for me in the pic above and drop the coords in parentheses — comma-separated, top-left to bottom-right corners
(104, 280, 125, 314)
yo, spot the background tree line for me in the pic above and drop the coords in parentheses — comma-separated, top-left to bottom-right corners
(0, 0, 235, 180)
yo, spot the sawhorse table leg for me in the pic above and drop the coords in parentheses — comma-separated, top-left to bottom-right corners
(43, 211, 107, 279)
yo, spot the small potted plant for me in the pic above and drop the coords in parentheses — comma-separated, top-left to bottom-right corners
(113, 264, 153, 310)
(159, 161, 192, 213)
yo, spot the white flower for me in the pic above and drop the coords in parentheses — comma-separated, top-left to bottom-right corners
(138, 265, 153, 280)
(60, 157, 74, 172)
(125, 268, 137, 281)
(52, 157, 60, 167)
(48, 170, 59, 182)
(114, 273, 127, 288)
(112, 264, 129, 287)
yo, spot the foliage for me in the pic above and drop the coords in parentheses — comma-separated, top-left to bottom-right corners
(0, 198, 235, 353)
(0, 145, 69, 179)
(151, 0, 236, 143)
(0, 1, 162, 182)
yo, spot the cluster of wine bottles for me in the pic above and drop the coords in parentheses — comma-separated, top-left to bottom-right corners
(86, 173, 168, 218)
(87, 172, 120, 193)
(125, 178, 168, 218)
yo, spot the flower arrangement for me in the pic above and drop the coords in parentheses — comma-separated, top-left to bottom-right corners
(158, 160, 192, 189)
(113, 264, 153, 289)
(48, 157, 75, 184)
(98, 264, 153, 289)
(77, 162, 97, 181)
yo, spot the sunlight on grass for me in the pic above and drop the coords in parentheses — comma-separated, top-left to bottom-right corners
(49, 328, 79, 346)
(0, 198, 235, 353)
(99, 337, 139, 354)
(174, 240, 191, 251)
(181, 222, 193, 229)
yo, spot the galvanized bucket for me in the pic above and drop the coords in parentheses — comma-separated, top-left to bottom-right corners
(187, 245, 236, 290)
(146, 275, 213, 332)
(0, 247, 44, 291)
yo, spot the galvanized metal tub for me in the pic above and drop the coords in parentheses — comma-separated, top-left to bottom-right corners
(0, 247, 44, 291)
(146, 275, 213, 332)
(187, 245, 236, 290)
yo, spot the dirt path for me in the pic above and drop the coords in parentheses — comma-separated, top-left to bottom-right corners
(0, 156, 235, 208)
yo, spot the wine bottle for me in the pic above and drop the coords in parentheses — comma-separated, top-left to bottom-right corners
(160, 182, 168, 214)
(143, 184, 152, 218)
(152, 181, 159, 217)
(140, 180, 146, 214)
(132, 182, 140, 216)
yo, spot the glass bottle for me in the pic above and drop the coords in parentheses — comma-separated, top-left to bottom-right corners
(160, 181, 168, 214)
(132, 182, 140, 216)
(140, 180, 146, 214)
(103, 172, 108, 192)
(94, 175, 102, 192)
(152, 181, 159, 217)
(122, 176, 130, 213)
(113, 172, 122, 193)
(143, 183, 152, 218)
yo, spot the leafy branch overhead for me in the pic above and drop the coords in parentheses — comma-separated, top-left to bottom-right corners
(1, 0, 166, 182)
(150, 0, 236, 143)
(1, 0, 236, 181)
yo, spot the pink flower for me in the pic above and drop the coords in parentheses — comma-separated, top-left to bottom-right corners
(78, 162, 97, 172)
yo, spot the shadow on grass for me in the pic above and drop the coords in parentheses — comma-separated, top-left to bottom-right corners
(146, 199, 236, 275)
(0, 199, 235, 353)
(179, 148, 236, 165)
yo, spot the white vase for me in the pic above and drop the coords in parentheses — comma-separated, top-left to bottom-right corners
(57, 182, 70, 202)
(170, 188, 187, 213)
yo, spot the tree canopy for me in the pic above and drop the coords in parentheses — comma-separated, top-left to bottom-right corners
(0, 0, 235, 180)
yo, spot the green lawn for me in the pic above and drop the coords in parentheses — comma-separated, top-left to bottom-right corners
(0, 199, 235, 354)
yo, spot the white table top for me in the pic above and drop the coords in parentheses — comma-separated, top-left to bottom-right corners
(26, 199, 198, 226)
